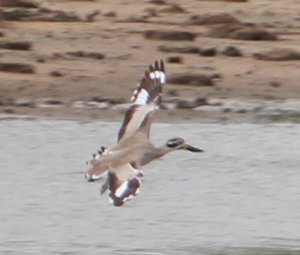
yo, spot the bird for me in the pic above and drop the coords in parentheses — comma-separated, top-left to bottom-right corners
(85, 60, 203, 206)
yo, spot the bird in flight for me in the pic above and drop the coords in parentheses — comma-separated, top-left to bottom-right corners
(85, 60, 203, 206)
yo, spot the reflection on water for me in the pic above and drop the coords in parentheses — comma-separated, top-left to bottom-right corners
(1, 120, 300, 254)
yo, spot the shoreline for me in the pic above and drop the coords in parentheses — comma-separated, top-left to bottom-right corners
(2, 97, 300, 124)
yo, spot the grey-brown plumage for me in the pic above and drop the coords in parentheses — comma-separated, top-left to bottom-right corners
(85, 60, 203, 206)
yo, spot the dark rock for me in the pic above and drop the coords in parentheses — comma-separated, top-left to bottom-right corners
(221, 45, 242, 56)
(253, 49, 300, 61)
(148, 0, 167, 5)
(209, 24, 277, 41)
(144, 30, 197, 41)
(66, 51, 105, 60)
(103, 11, 117, 17)
(0, 63, 35, 73)
(210, 73, 223, 80)
(168, 74, 214, 86)
(0, 0, 39, 8)
(209, 23, 243, 38)
(89, 96, 126, 105)
(161, 4, 186, 13)
(177, 98, 208, 109)
(200, 47, 217, 57)
(85, 10, 100, 22)
(122, 15, 149, 23)
(0, 9, 33, 21)
(40, 98, 64, 105)
(36, 57, 46, 63)
(50, 70, 63, 77)
(166, 56, 183, 64)
(158, 45, 200, 54)
(231, 27, 277, 41)
(0, 41, 32, 51)
(269, 81, 281, 88)
(187, 13, 239, 25)
(0, 8, 82, 22)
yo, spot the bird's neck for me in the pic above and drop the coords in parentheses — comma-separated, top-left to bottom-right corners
(138, 145, 173, 166)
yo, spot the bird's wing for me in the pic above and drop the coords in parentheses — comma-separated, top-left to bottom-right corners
(84, 146, 111, 182)
(117, 60, 166, 142)
(107, 163, 142, 206)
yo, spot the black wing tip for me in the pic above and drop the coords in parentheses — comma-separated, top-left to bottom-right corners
(150, 60, 165, 73)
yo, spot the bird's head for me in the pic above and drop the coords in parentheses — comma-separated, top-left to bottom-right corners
(166, 138, 204, 152)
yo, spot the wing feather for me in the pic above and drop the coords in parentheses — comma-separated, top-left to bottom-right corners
(118, 60, 166, 142)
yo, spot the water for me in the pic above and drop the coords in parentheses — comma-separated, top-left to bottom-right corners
(1, 119, 300, 254)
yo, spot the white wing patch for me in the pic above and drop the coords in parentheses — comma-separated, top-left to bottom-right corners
(134, 88, 149, 105)
(150, 71, 166, 83)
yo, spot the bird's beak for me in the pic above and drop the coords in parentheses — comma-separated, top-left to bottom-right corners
(182, 144, 204, 152)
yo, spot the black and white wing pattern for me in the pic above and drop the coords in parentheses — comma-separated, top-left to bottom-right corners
(107, 164, 141, 206)
(118, 60, 166, 141)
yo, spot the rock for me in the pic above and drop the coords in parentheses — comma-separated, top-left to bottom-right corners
(37, 98, 64, 106)
(221, 45, 242, 56)
(103, 11, 117, 17)
(144, 30, 197, 41)
(187, 13, 239, 25)
(209, 24, 277, 41)
(89, 96, 126, 105)
(230, 27, 277, 41)
(0, 8, 82, 22)
(253, 48, 300, 61)
(158, 45, 200, 54)
(210, 73, 223, 80)
(37, 8, 81, 22)
(0, 63, 35, 73)
(36, 57, 46, 63)
(160, 4, 186, 13)
(66, 51, 105, 60)
(168, 74, 214, 86)
(0, 41, 32, 51)
(122, 15, 149, 23)
(176, 98, 208, 109)
(14, 98, 35, 107)
(85, 10, 100, 22)
(269, 81, 281, 88)
(148, 0, 167, 5)
(200, 47, 217, 57)
(209, 23, 243, 38)
(0, 0, 39, 8)
(166, 56, 183, 64)
(50, 70, 63, 77)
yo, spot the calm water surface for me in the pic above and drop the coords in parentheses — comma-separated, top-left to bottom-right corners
(1, 120, 300, 255)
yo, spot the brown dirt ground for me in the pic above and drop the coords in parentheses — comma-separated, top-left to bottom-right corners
(0, 0, 299, 122)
